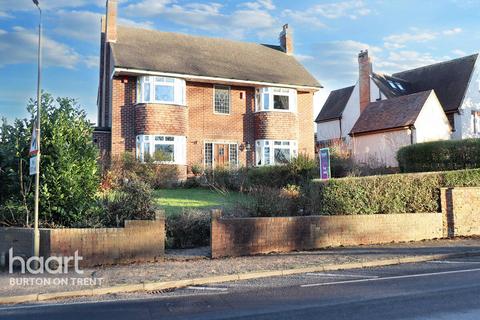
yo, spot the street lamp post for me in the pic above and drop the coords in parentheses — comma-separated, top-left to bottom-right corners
(32, 0, 42, 267)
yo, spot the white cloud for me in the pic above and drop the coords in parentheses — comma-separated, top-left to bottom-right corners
(0, 0, 105, 11)
(282, 0, 370, 29)
(443, 27, 462, 35)
(375, 51, 440, 74)
(383, 27, 463, 49)
(452, 49, 467, 56)
(124, 0, 278, 39)
(294, 53, 314, 62)
(0, 26, 81, 69)
(0, 10, 12, 18)
(83, 55, 99, 69)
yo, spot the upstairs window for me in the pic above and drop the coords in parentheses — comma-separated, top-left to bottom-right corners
(137, 76, 185, 105)
(255, 87, 297, 112)
(214, 85, 231, 114)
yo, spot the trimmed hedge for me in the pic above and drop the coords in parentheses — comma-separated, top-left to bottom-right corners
(397, 139, 480, 173)
(309, 168, 480, 215)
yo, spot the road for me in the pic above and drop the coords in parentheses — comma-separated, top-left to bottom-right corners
(2, 256, 480, 319)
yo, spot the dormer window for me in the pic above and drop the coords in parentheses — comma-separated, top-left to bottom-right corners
(137, 76, 186, 105)
(255, 87, 297, 112)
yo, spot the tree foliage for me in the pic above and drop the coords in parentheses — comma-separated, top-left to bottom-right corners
(0, 92, 100, 227)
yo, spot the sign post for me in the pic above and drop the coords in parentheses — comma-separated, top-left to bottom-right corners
(319, 148, 331, 180)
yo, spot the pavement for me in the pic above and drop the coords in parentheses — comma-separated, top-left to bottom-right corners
(1, 238, 480, 305)
(3, 255, 480, 319)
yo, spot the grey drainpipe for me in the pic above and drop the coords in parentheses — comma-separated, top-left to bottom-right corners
(410, 125, 415, 145)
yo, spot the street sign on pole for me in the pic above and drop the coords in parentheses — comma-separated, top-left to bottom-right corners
(29, 156, 37, 176)
(319, 148, 331, 180)
(29, 121, 38, 156)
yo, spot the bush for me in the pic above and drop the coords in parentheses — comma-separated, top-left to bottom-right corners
(232, 185, 307, 217)
(106, 152, 179, 190)
(309, 168, 480, 215)
(166, 209, 210, 248)
(101, 178, 156, 227)
(206, 154, 318, 191)
(0, 93, 100, 227)
(397, 139, 480, 173)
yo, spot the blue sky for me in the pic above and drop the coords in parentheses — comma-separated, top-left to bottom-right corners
(0, 0, 479, 124)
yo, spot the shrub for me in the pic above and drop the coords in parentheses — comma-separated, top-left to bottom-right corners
(166, 209, 210, 248)
(0, 93, 100, 227)
(238, 185, 307, 217)
(308, 168, 480, 215)
(106, 152, 179, 190)
(206, 154, 318, 191)
(101, 178, 156, 227)
(397, 139, 480, 173)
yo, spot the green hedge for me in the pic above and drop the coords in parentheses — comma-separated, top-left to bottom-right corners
(397, 139, 480, 173)
(309, 168, 480, 215)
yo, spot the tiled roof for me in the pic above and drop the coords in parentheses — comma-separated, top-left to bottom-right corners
(315, 86, 354, 122)
(111, 26, 322, 88)
(350, 90, 432, 135)
(393, 54, 478, 113)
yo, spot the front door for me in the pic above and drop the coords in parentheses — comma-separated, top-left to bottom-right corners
(214, 144, 229, 167)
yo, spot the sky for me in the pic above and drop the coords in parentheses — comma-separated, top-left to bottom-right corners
(0, 0, 479, 125)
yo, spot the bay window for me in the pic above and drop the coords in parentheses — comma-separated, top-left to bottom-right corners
(136, 135, 186, 164)
(255, 87, 297, 112)
(137, 76, 186, 105)
(255, 140, 297, 166)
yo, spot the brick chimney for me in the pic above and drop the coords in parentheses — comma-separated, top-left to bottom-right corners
(358, 50, 372, 112)
(279, 24, 293, 55)
(105, 0, 117, 43)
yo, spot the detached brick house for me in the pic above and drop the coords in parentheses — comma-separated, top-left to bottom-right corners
(93, 0, 321, 178)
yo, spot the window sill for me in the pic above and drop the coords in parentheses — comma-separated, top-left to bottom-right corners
(135, 102, 187, 108)
(254, 109, 297, 114)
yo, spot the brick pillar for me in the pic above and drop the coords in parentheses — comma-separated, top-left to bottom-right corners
(440, 187, 455, 237)
(211, 209, 223, 258)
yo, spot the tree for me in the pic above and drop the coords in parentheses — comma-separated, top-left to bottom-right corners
(0, 92, 100, 227)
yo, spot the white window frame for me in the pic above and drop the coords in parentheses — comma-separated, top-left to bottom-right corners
(255, 139, 297, 166)
(136, 134, 186, 165)
(137, 76, 186, 105)
(204, 141, 239, 168)
(213, 85, 231, 115)
(255, 87, 297, 112)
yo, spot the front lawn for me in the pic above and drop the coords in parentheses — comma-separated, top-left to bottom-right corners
(153, 188, 248, 216)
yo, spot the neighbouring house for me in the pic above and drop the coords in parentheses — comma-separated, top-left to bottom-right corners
(93, 0, 321, 179)
(315, 50, 480, 167)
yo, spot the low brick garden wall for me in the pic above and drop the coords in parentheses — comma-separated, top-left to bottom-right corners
(211, 210, 443, 258)
(0, 212, 165, 267)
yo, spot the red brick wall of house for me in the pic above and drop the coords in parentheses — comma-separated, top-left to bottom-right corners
(111, 76, 137, 156)
(254, 112, 298, 140)
(297, 91, 315, 156)
(135, 103, 188, 136)
(107, 77, 315, 168)
(186, 82, 256, 168)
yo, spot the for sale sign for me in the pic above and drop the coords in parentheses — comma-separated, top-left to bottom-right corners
(319, 148, 331, 180)
(29, 122, 38, 156)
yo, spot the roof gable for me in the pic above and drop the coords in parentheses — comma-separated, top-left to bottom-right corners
(111, 26, 321, 88)
(350, 90, 432, 135)
(315, 86, 354, 123)
(392, 54, 478, 113)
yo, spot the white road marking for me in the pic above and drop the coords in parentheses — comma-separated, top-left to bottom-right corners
(306, 273, 379, 279)
(301, 267, 480, 288)
(186, 286, 228, 292)
(428, 260, 480, 264)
